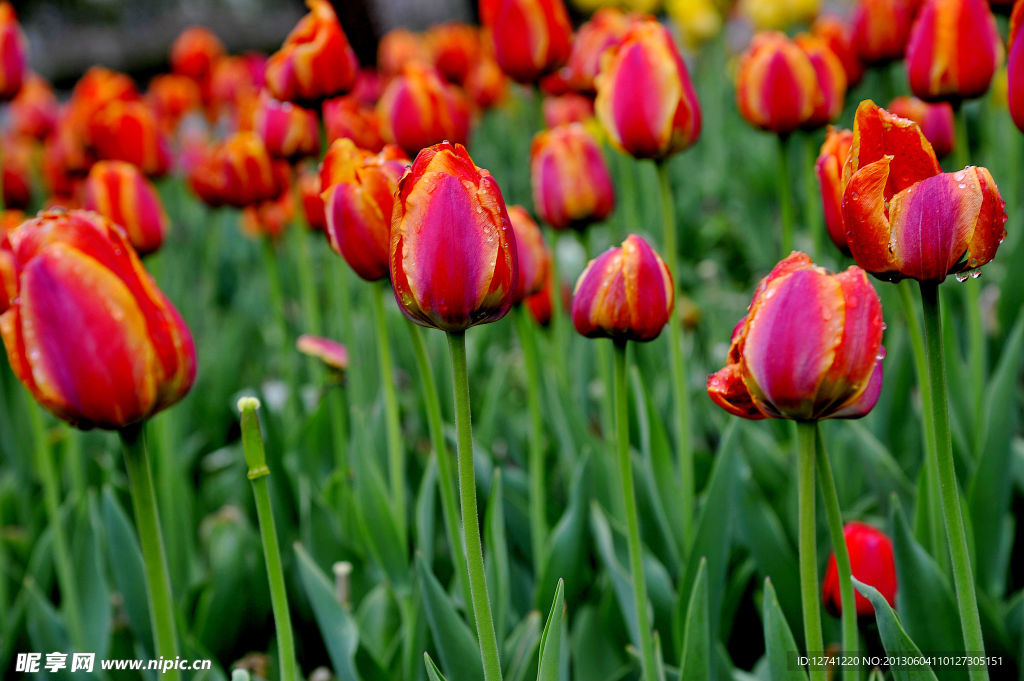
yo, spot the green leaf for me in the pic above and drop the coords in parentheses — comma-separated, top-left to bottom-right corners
(424, 652, 451, 681)
(679, 558, 709, 681)
(100, 486, 153, 656)
(351, 440, 408, 586)
(485, 468, 510, 645)
(74, 492, 111, 658)
(416, 456, 439, 569)
(415, 554, 485, 681)
(535, 455, 590, 611)
(852, 578, 939, 681)
(762, 578, 806, 681)
(24, 580, 74, 680)
(293, 543, 362, 681)
(537, 579, 565, 681)
(504, 611, 542, 681)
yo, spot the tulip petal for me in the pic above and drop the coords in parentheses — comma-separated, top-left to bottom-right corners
(843, 156, 902, 279)
(962, 166, 1007, 272)
(706, 364, 766, 419)
(846, 100, 941, 198)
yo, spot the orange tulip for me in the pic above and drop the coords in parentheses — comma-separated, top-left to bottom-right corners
(888, 96, 955, 158)
(146, 74, 201, 133)
(323, 95, 385, 151)
(480, 0, 573, 83)
(9, 74, 58, 140)
(736, 31, 819, 135)
(170, 26, 225, 82)
(377, 29, 431, 79)
(377, 62, 471, 158)
(84, 161, 169, 255)
(507, 206, 551, 303)
(187, 132, 283, 209)
(812, 15, 864, 88)
(0, 2, 26, 101)
(88, 101, 172, 177)
(563, 8, 634, 94)
(531, 123, 615, 231)
(254, 94, 320, 161)
(816, 127, 854, 254)
(794, 33, 847, 129)
(425, 22, 484, 85)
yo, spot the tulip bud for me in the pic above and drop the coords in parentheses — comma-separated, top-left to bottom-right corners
(851, 0, 917, 66)
(171, 26, 224, 82)
(1, 134, 32, 210)
(84, 161, 169, 256)
(321, 138, 408, 282)
(531, 123, 615, 231)
(507, 206, 551, 304)
(887, 96, 955, 158)
(146, 74, 201, 134)
(9, 74, 58, 140)
(89, 101, 172, 178)
(906, 0, 1001, 102)
(377, 29, 431, 79)
(297, 166, 326, 232)
(707, 252, 885, 421)
(564, 8, 634, 94)
(525, 267, 561, 327)
(794, 34, 847, 129)
(572, 234, 674, 343)
(1008, 0, 1024, 133)
(265, 0, 358, 105)
(254, 94, 320, 161)
(822, 522, 897, 616)
(736, 31, 820, 135)
(816, 127, 854, 254)
(480, 0, 573, 84)
(542, 93, 595, 127)
(0, 209, 196, 429)
(389, 142, 517, 332)
(465, 57, 509, 110)
(595, 19, 702, 159)
(0, 211, 22, 314)
(296, 334, 349, 374)
(812, 15, 864, 88)
(0, 2, 27, 101)
(323, 95, 385, 152)
(188, 132, 282, 209)
(425, 22, 483, 85)
(377, 62, 471, 158)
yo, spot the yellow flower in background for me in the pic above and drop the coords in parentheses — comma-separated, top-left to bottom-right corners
(667, 0, 722, 48)
(739, 0, 819, 31)
(570, 0, 660, 15)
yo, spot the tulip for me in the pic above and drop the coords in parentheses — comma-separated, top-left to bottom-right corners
(170, 26, 224, 82)
(841, 101, 1006, 283)
(905, 0, 1000, 103)
(265, 0, 358, 105)
(68, 66, 140, 130)
(377, 62, 471, 158)
(254, 94, 320, 161)
(595, 20, 701, 159)
(0, 2, 26, 101)
(9, 74, 58, 140)
(464, 58, 508, 110)
(888, 96, 955, 158)
(42, 132, 87, 205)
(851, 0, 917, 66)
(83, 161, 169, 256)
(377, 29, 431, 79)
(187, 132, 283, 209)
(296, 334, 349, 374)
(531, 123, 615, 232)
(88, 101, 172, 177)
(1, 134, 32, 210)
(794, 33, 847, 129)
(480, 0, 572, 84)
(542, 93, 595, 127)
(1008, 0, 1023, 133)
(207, 55, 263, 121)
(146, 74, 201, 133)
(389, 142, 517, 332)
(297, 166, 325, 232)
(507, 206, 550, 304)
(822, 522, 898, 617)
(321, 138, 407, 282)
(525, 267, 567, 327)
(736, 31, 819, 135)
(425, 22, 483, 85)
(0, 210, 21, 314)
(812, 15, 864, 88)
(241, 182, 295, 242)
(323, 95, 385, 151)
(563, 8, 634, 94)
(815, 126, 854, 254)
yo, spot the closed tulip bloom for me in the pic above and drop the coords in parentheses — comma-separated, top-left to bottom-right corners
(146, 74, 201, 133)
(83, 161, 169, 256)
(425, 22, 483, 85)
(0, 210, 196, 429)
(171, 27, 224, 82)
(377, 29, 431, 79)
(851, 0, 917, 66)
(1008, 0, 1023, 132)
(822, 522, 897, 616)
(596, 19, 702, 158)
(296, 334, 349, 373)
(390, 142, 517, 332)
(464, 57, 508, 110)
(265, 0, 358, 105)
(298, 166, 326, 232)
(323, 95, 385, 152)
(89, 101, 172, 177)
(68, 67, 140, 133)
(525, 267, 560, 326)
(812, 15, 864, 88)
(188, 132, 282, 209)
(542, 92, 595, 127)
(816, 127, 854, 254)
(9, 74, 58, 140)
(736, 31, 819, 135)
(507, 206, 551, 303)
(707, 252, 885, 421)
(531, 123, 615, 231)
(1, 134, 32, 210)
(0, 2, 26, 101)
(377, 62, 471, 158)
(321, 138, 407, 282)
(842, 100, 1006, 282)
(572, 234, 674, 343)
(254, 94, 320, 161)
(480, 0, 572, 84)
(906, 0, 1001, 102)
(795, 34, 847, 129)
(0, 212, 20, 314)
(888, 96, 955, 158)
(564, 8, 634, 94)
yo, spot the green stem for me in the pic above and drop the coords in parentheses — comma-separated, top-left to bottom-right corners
(919, 282, 988, 680)
(447, 332, 503, 681)
(803, 134, 822, 262)
(119, 423, 180, 681)
(293, 224, 323, 336)
(655, 160, 694, 549)
(238, 398, 298, 681)
(261, 237, 289, 350)
(372, 282, 407, 544)
(513, 308, 547, 574)
(796, 420, 825, 681)
(778, 135, 795, 256)
(406, 319, 473, 623)
(814, 425, 859, 681)
(613, 341, 658, 681)
(327, 385, 349, 478)
(29, 405, 85, 650)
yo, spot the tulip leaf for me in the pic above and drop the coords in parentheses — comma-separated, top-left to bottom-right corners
(535, 454, 591, 611)
(351, 436, 408, 586)
(424, 652, 450, 681)
(24, 580, 74, 681)
(415, 554, 485, 681)
(293, 543, 362, 681)
(415, 456, 439, 569)
(851, 578, 939, 681)
(762, 578, 807, 681)
(485, 468, 510, 646)
(536, 579, 565, 681)
(570, 602, 631, 681)
(74, 492, 111, 658)
(100, 486, 154, 656)
(678, 558, 710, 681)
(504, 611, 542, 681)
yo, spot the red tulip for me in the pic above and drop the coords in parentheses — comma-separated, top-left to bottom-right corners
(542, 93, 595, 127)
(794, 34, 848, 129)
(187, 132, 283, 209)
(296, 334, 349, 373)
(9, 74, 58, 140)
(464, 57, 509, 110)
(887, 96, 955, 158)
(480, 0, 572, 84)
(83, 161, 169, 256)
(0, 211, 21, 314)
(525, 266, 561, 327)
(207, 55, 263, 122)
(265, 0, 358, 105)
(1, 134, 32, 210)
(88, 101, 172, 178)
(0, 2, 27, 101)
(0, 210, 196, 429)
(822, 522, 897, 616)
(1008, 0, 1024, 132)
(171, 26, 224, 82)
(377, 29, 431, 79)
(736, 31, 819, 135)
(851, 0, 918, 66)
(842, 100, 1006, 282)
(254, 94, 320, 161)
(377, 62, 471, 158)
(323, 95, 385, 152)
(572, 234, 674, 343)
(389, 142, 517, 332)
(812, 15, 865, 88)
(507, 206, 551, 304)
(906, 0, 1001, 102)
(531, 123, 615, 231)
(297, 165, 326, 232)
(707, 252, 885, 421)
(816, 127, 854, 254)
(563, 8, 634, 94)
(425, 22, 484, 85)
(146, 74, 201, 133)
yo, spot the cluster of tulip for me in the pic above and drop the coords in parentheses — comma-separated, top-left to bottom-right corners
(0, 0, 1022, 679)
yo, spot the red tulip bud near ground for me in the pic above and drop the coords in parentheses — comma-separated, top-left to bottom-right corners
(823, 522, 898, 616)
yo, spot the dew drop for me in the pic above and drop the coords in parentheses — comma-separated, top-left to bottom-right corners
(970, 269, 982, 279)
(955, 272, 969, 283)
(958, 183, 967, 190)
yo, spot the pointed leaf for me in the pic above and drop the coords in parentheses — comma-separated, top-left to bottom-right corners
(424, 652, 451, 681)
(537, 579, 565, 681)
(485, 468, 510, 645)
(762, 578, 807, 681)
(101, 486, 153, 655)
(293, 543, 362, 681)
(415, 554, 485, 681)
(679, 558, 709, 681)
(852, 578, 939, 681)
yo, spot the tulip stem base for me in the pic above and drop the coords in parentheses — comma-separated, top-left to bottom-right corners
(778, 135, 795, 256)
(514, 308, 547, 574)
(120, 423, 181, 681)
(372, 281, 407, 546)
(447, 331, 503, 681)
(614, 340, 658, 681)
(919, 282, 989, 681)
(797, 420, 825, 681)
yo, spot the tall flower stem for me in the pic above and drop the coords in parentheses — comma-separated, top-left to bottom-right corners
(447, 332, 503, 681)
(655, 159, 694, 548)
(119, 423, 180, 681)
(261, 237, 289, 349)
(613, 340, 658, 681)
(919, 282, 988, 681)
(513, 307, 547, 573)
(778, 134, 795, 256)
(372, 281, 407, 545)
(238, 397, 298, 681)
(407, 320, 473, 622)
(814, 425, 859, 681)
(796, 420, 825, 681)
(292, 225, 323, 336)
(803, 135, 822, 261)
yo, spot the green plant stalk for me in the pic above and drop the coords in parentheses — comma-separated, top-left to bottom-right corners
(261, 237, 289, 351)
(613, 340, 658, 681)
(292, 224, 323, 337)
(119, 423, 181, 681)
(29, 404, 85, 650)
(372, 281, 407, 544)
(238, 398, 298, 681)
(655, 160, 694, 548)
(803, 135, 822, 261)
(814, 425, 859, 681)
(406, 319, 473, 623)
(796, 420, 825, 681)
(778, 135, 795, 256)
(919, 282, 988, 681)
(447, 331, 503, 681)
(513, 307, 547, 574)
(327, 385, 349, 478)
